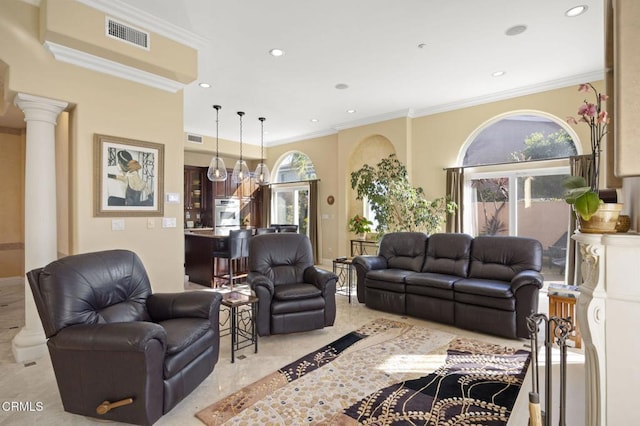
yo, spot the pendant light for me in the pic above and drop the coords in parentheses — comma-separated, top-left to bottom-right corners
(254, 116, 271, 185)
(231, 111, 249, 185)
(207, 105, 227, 181)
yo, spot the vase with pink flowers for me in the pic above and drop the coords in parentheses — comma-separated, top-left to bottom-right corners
(564, 83, 622, 233)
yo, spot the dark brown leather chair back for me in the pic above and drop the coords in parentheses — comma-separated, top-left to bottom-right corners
(28, 250, 152, 338)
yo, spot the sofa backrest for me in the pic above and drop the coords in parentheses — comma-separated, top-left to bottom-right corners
(422, 233, 473, 277)
(378, 232, 427, 272)
(468, 236, 542, 281)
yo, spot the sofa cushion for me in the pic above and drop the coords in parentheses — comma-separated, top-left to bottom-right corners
(405, 272, 461, 290)
(365, 275, 407, 294)
(468, 236, 542, 281)
(454, 278, 513, 298)
(455, 292, 516, 311)
(378, 232, 427, 272)
(422, 233, 472, 277)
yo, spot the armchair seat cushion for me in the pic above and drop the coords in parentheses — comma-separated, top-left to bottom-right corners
(163, 323, 215, 378)
(272, 297, 326, 315)
(160, 318, 212, 355)
(274, 283, 322, 300)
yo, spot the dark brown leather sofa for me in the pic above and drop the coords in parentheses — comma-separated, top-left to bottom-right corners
(247, 233, 337, 336)
(353, 232, 543, 339)
(27, 249, 222, 425)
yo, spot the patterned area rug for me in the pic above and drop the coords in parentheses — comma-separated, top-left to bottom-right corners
(196, 318, 530, 425)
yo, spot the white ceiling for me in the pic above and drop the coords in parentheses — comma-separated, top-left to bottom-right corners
(3, 0, 605, 148)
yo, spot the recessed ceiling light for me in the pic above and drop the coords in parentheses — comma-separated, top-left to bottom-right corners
(492, 71, 506, 77)
(269, 48, 284, 57)
(346, 109, 356, 114)
(198, 82, 211, 88)
(505, 25, 527, 36)
(335, 83, 349, 90)
(310, 118, 319, 123)
(565, 5, 588, 17)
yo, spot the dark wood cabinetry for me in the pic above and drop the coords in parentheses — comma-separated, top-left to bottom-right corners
(184, 166, 212, 227)
(184, 166, 265, 229)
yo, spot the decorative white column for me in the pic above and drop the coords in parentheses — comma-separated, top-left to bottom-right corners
(573, 232, 640, 426)
(12, 93, 67, 363)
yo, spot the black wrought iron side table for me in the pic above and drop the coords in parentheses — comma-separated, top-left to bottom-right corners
(220, 290, 259, 363)
(332, 258, 354, 303)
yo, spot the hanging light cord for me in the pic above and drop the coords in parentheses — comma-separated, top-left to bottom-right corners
(259, 117, 265, 163)
(238, 111, 244, 162)
(214, 105, 221, 156)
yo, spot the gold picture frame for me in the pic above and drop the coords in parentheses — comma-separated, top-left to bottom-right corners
(94, 134, 164, 217)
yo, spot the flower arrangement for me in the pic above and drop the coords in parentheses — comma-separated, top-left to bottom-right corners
(564, 83, 610, 221)
(348, 214, 373, 235)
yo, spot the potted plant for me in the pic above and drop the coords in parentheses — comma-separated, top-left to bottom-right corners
(350, 154, 456, 235)
(348, 214, 373, 239)
(564, 83, 622, 233)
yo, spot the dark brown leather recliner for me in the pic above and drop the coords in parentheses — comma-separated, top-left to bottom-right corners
(27, 249, 222, 425)
(247, 233, 337, 336)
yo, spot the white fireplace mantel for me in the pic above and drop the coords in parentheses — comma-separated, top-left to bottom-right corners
(572, 231, 640, 426)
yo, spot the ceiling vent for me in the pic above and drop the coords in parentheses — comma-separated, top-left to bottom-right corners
(187, 133, 203, 144)
(106, 17, 150, 50)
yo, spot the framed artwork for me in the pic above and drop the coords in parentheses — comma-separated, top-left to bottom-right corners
(94, 134, 164, 217)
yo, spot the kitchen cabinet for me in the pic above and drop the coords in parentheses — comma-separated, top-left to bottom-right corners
(184, 166, 211, 227)
(209, 168, 264, 228)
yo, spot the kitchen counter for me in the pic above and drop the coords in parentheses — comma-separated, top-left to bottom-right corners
(185, 232, 228, 286)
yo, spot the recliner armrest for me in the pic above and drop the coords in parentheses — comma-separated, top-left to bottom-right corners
(247, 272, 274, 297)
(50, 322, 167, 352)
(510, 270, 544, 292)
(147, 291, 222, 322)
(304, 266, 338, 292)
(352, 255, 388, 272)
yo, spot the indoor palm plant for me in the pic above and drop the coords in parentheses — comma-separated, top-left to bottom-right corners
(564, 83, 622, 232)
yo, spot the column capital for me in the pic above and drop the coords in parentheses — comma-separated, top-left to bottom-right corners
(14, 93, 68, 125)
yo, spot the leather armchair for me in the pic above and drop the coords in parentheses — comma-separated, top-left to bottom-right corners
(27, 249, 222, 425)
(247, 233, 337, 336)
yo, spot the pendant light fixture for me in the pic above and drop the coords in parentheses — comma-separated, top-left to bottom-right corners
(231, 111, 249, 185)
(254, 116, 271, 185)
(207, 104, 227, 182)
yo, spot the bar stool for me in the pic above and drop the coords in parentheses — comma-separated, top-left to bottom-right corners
(212, 229, 252, 287)
(255, 227, 276, 235)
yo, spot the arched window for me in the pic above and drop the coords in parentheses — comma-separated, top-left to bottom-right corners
(460, 112, 580, 282)
(270, 151, 318, 236)
(273, 152, 317, 183)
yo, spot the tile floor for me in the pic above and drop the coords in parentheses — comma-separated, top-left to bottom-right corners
(0, 278, 584, 425)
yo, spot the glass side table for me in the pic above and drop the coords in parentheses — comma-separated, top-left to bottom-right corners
(220, 290, 259, 363)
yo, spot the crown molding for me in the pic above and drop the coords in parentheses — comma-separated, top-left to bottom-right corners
(413, 70, 606, 117)
(44, 41, 185, 93)
(76, 0, 208, 49)
(333, 108, 415, 132)
(268, 128, 338, 147)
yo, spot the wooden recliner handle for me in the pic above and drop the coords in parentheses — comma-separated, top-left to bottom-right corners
(96, 397, 134, 415)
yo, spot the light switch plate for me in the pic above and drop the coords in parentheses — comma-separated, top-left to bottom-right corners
(111, 219, 125, 231)
(165, 193, 180, 204)
(162, 217, 177, 228)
